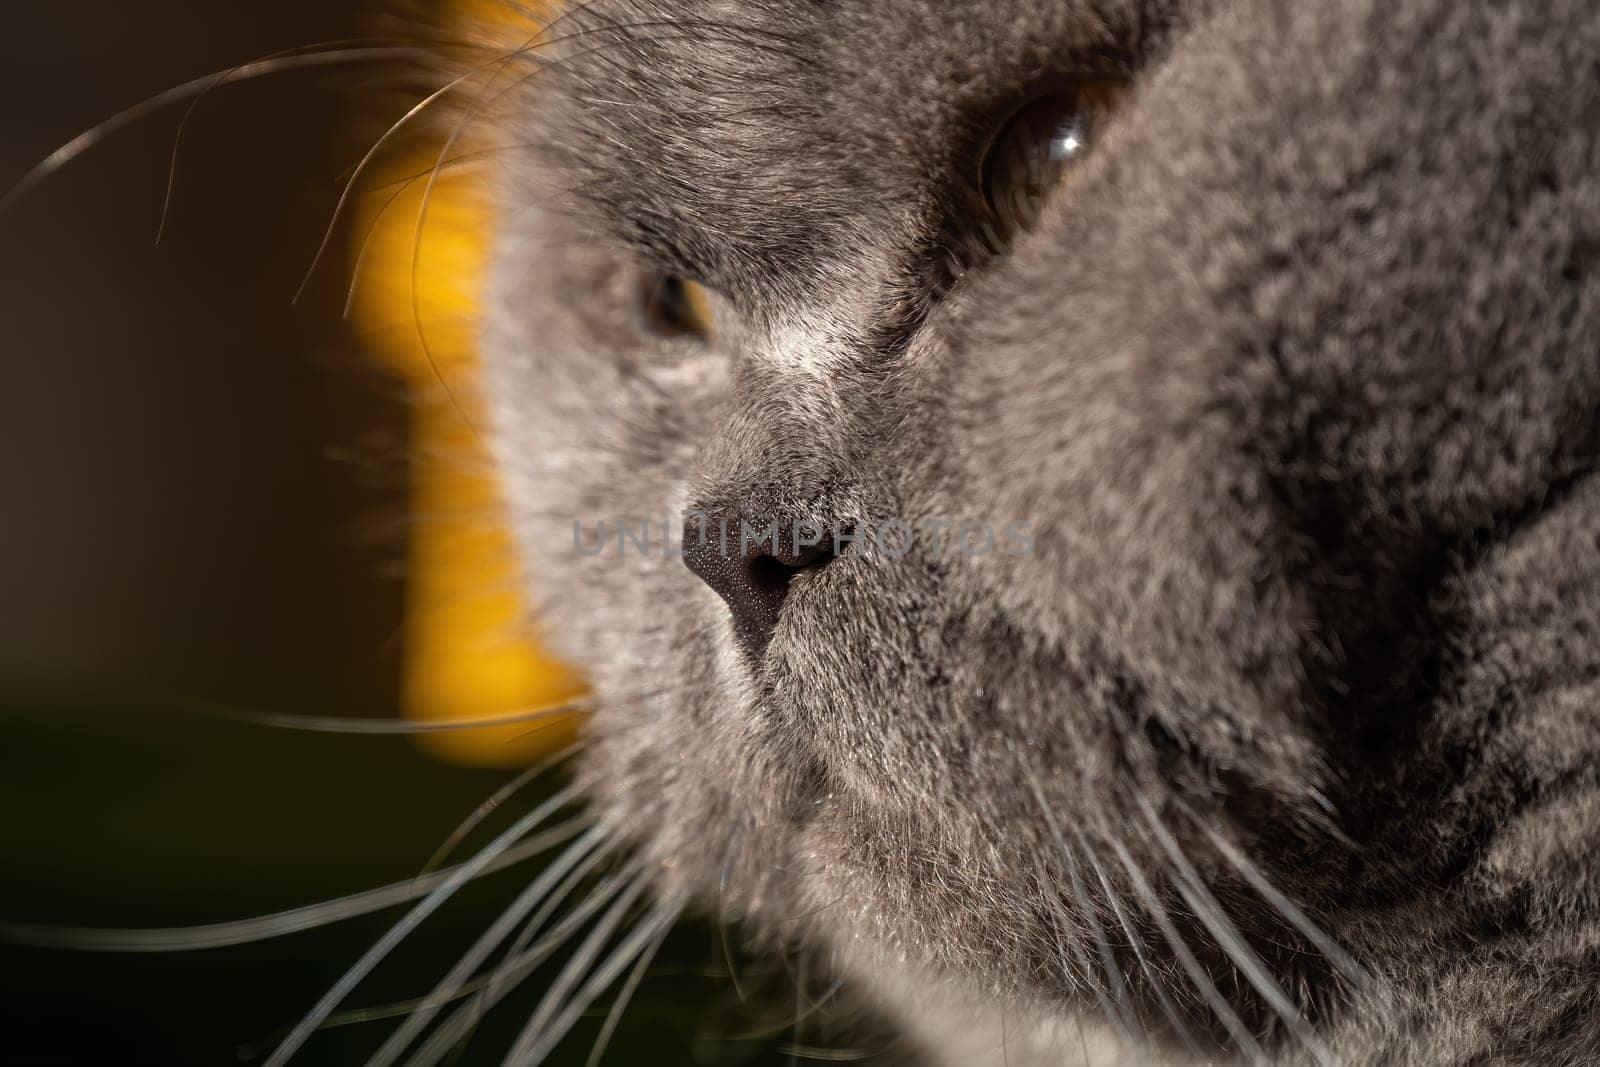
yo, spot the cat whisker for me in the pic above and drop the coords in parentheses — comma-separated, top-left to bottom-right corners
(396, 22, 565, 452)
(1104, 835, 1267, 1064)
(365, 824, 615, 1065)
(723, 975, 849, 1042)
(0, 818, 586, 953)
(320, 991, 470, 1032)
(418, 738, 590, 877)
(344, 166, 456, 319)
(1132, 794, 1331, 1066)
(188, 697, 595, 735)
(262, 782, 584, 1066)
(0, 45, 428, 217)
(344, 145, 542, 317)
(789, 943, 809, 1065)
(1171, 797, 1378, 999)
(293, 69, 487, 306)
(504, 889, 684, 1066)
(302, 4, 656, 308)
(1076, 832, 1202, 1056)
(791, 953, 849, 1057)
(1022, 767, 1137, 1040)
(184, 683, 671, 737)
(404, 856, 648, 1064)
(719, 843, 750, 1005)
(154, 36, 418, 243)
(316, 838, 620, 1036)
(772, 1042, 884, 1063)
(495, 873, 650, 1058)
(582, 914, 672, 1067)
(1025, 844, 1093, 990)
(1028, 849, 1117, 1056)
(445, 846, 645, 1046)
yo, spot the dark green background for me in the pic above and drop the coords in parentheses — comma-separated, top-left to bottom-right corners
(0, 692, 861, 1064)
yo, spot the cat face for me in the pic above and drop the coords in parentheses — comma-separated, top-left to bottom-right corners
(484, 0, 1600, 1054)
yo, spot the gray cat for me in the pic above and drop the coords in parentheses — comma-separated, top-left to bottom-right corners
(482, 0, 1600, 1063)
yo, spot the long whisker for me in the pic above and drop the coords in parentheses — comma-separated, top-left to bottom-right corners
(719, 845, 750, 1005)
(187, 693, 617, 734)
(342, 148, 526, 317)
(495, 847, 635, 976)
(366, 824, 614, 1066)
(397, 8, 553, 449)
(498, 875, 651, 1062)
(1172, 798, 1377, 997)
(1076, 833, 1202, 1055)
(0, 46, 427, 217)
(772, 1045, 881, 1063)
(321, 860, 637, 1045)
(418, 738, 590, 876)
(155, 37, 408, 242)
(344, 162, 436, 318)
(1022, 768, 1136, 1038)
(504, 891, 683, 1066)
(1104, 835, 1266, 1063)
(263, 783, 584, 1066)
(583, 916, 672, 1067)
(1134, 795, 1331, 1065)
(404, 855, 649, 1064)
(792, 947, 810, 1062)
(316, 856, 628, 1040)
(723, 976, 850, 1042)
(291, 69, 486, 304)
(0, 818, 585, 952)
(387, 19, 774, 446)
(336, 21, 788, 310)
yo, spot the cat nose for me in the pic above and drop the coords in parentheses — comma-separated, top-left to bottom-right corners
(681, 513, 841, 661)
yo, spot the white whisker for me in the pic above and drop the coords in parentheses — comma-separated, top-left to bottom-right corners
(1078, 833, 1201, 1054)
(582, 914, 672, 1067)
(1134, 795, 1331, 1065)
(504, 892, 682, 1066)
(154, 37, 407, 242)
(1023, 767, 1136, 1037)
(193, 697, 597, 735)
(292, 69, 488, 304)
(419, 740, 589, 876)
(498, 876, 652, 1063)
(1104, 835, 1267, 1063)
(263, 783, 584, 1066)
(405, 858, 647, 1065)
(366, 824, 613, 1066)
(0, 46, 427, 217)
(0, 819, 585, 953)
(1173, 798, 1377, 996)
(323, 857, 636, 1038)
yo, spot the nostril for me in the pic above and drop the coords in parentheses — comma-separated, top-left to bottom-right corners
(749, 553, 797, 595)
(681, 513, 846, 661)
(750, 539, 837, 594)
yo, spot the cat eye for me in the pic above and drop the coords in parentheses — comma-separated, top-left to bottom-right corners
(641, 274, 714, 340)
(982, 86, 1118, 238)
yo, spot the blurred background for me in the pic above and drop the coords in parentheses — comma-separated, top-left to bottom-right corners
(0, 4, 861, 1063)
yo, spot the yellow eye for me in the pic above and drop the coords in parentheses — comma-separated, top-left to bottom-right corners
(642, 274, 715, 340)
(982, 85, 1120, 237)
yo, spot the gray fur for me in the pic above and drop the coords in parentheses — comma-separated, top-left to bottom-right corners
(480, 0, 1600, 1062)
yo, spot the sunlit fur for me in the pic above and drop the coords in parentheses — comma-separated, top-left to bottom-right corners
(481, 0, 1600, 1062)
